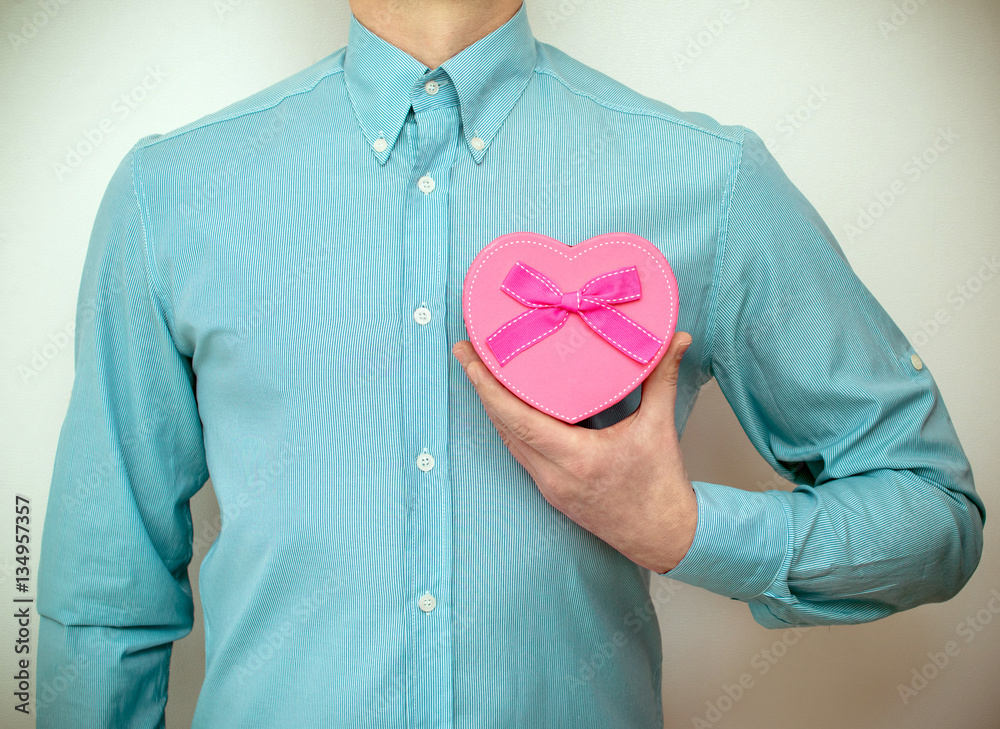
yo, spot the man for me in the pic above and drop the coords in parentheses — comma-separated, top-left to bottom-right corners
(37, 1, 985, 727)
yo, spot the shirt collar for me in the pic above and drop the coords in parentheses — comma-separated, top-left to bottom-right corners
(342, 1, 537, 165)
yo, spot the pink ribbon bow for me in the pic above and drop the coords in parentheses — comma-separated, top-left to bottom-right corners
(485, 260, 665, 366)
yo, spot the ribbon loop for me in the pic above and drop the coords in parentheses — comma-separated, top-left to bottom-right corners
(485, 260, 665, 366)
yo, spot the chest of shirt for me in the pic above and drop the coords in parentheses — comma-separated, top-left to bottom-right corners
(142, 94, 728, 430)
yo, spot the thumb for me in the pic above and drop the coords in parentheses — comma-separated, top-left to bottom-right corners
(635, 331, 693, 427)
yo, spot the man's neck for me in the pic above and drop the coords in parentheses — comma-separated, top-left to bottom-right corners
(349, 0, 523, 70)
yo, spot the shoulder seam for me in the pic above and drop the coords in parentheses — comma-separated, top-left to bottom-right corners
(531, 66, 740, 144)
(137, 62, 345, 152)
(701, 125, 749, 376)
(130, 145, 177, 345)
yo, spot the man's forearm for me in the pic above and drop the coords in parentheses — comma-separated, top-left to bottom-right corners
(665, 469, 983, 628)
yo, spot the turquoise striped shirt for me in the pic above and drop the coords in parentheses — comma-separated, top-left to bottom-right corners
(37, 3, 985, 727)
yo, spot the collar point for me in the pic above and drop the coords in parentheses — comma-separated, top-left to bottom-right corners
(364, 134, 394, 164)
(465, 135, 490, 164)
(369, 145, 391, 165)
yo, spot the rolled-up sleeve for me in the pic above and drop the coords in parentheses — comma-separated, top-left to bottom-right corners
(36, 141, 210, 726)
(663, 127, 986, 628)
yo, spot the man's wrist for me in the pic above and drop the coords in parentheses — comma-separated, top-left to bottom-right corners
(660, 481, 789, 600)
(654, 482, 698, 573)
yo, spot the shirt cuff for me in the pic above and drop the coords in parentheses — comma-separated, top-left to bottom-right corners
(660, 480, 789, 601)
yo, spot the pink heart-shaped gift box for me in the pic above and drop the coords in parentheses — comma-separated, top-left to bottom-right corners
(462, 231, 679, 424)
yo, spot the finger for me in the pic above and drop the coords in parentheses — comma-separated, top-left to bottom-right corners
(452, 340, 578, 455)
(634, 331, 693, 429)
(482, 401, 545, 475)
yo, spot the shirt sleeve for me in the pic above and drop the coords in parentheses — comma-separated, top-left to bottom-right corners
(661, 127, 986, 628)
(36, 141, 210, 726)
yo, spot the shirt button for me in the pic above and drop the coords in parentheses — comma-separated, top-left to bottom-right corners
(416, 451, 435, 472)
(470, 136, 485, 151)
(424, 80, 439, 95)
(372, 137, 387, 152)
(418, 592, 436, 613)
(413, 306, 432, 325)
(911, 353, 924, 370)
(417, 175, 435, 194)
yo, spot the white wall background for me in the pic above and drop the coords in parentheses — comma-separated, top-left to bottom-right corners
(2, 1, 997, 727)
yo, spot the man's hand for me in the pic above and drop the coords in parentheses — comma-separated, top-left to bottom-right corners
(451, 332, 698, 574)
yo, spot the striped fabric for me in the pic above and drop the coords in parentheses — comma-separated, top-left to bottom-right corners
(37, 2, 985, 727)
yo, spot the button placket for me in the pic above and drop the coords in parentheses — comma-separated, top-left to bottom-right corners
(401, 82, 460, 729)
